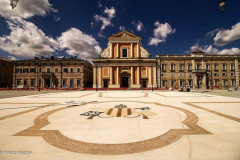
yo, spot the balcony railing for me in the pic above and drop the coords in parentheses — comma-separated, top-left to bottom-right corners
(192, 69, 206, 73)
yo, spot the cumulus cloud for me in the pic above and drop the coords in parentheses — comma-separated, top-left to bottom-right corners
(8, 56, 17, 61)
(93, 6, 116, 31)
(148, 21, 176, 46)
(119, 26, 126, 31)
(0, 17, 58, 57)
(0, 0, 57, 19)
(57, 28, 102, 59)
(214, 22, 240, 46)
(132, 20, 144, 32)
(190, 44, 240, 55)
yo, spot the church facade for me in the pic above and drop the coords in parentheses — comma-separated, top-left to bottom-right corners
(92, 31, 157, 90)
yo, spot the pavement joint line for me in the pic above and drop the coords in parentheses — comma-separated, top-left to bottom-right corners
(183, 102, 240, 123)
(14, 101, 211, 155)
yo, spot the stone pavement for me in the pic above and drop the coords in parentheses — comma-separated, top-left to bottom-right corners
(0, 90, 240, 160)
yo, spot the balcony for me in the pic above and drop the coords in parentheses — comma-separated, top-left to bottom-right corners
(41, 72, 54, 79)
(192, 69, 206, 74)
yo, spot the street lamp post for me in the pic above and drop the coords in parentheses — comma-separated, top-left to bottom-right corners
(219, 0, 226, 12)
(10, 0, 18, 9)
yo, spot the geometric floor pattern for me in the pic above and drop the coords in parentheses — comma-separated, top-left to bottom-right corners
(0, 91, 240, 160)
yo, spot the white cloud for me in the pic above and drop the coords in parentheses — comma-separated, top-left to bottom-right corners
(93, 6, 116, 31)
(136, 21, 144, 31)
(190, 44, 240, 55)
(0, 0, 56, 19)
(132, 20, 144, 32)
(214, 22, 240, 46)
(148, 21, 176, 46)
(0, 17, 58, 57)
(119, 26, 126, 31)
(98, 1, 102, 8)
(57, 28, 102, 60)
(8, 56, 17, 61)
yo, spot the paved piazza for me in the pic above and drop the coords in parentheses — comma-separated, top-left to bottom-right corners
(0, 91, 240, 160)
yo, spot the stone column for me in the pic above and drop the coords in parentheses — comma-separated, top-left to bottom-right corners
(110, 67, 113, 85)
(192, 59, 196, 88)
(117, 43, 119, 58)
(137, 67, 140, 84)
(12, 63, 16, 88)
(137, 43, 139, 57)
(235, 58, 239, 87)
(98, 67, 101, 87)
(93, 66, 96, 88)
(131, 67, 133, 85)
(131, 43, 133, 58)
(149, 67, 152, 85)
(110, 43, 113, 58)
(202, 74, 206, 89)
(153, 66, 157, 86)
(117, 67, 119, 85)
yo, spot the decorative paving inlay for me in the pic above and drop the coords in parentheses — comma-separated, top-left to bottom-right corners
(184, 102, 240, 123)
(14, 101, 211, 155)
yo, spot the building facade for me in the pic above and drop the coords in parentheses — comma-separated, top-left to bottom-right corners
(13, 57, 93, 89)
(156, 50, 240, 89)
(0, 57, 13, 88)
(93, 31, 157, 89)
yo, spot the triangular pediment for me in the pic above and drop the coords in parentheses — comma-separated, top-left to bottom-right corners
(110, 31, 140, 38)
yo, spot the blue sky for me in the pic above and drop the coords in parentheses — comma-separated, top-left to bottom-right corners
(0, 0, 240, 60)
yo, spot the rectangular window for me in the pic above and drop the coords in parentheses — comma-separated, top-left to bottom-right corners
(30, 79, 35, 87)
(16, 68, 22, 73)
(77, 79, 81, 86)
(23, 68, 29, 73)
(231, 72, 234, 77)
(62, 79, 67, 86)
(205, 64, 209, 70)
(222, 64, 226, 70)
(39, 67, 42, 73)
(70, 68, 74, 73)
(161, 64, 166, 70)
(122, 48, 128, 57)
(214, 79, 219, 86)
(55, 68, 58, 73)
(162, 80, 166, 87)
(170, 73, 174, 77)
(222, 73, 227, 77)
(170, 80, 175, 87)
(214, 64, 218, 70)
(179, 80, 184, 87)
(170, 64, 175, 71)
(214, 73, 219, 77)
(17, 79, 21, 85)
(188, 80, 192, 86)
(63, 68, 68, 73)
(223, 80, 227, 86)
(30, 68, 36, 73)
(196, 64, 201, 70)
(179, 64, 183, 70)
(161, 73, 165, 77)
(188, 73, 192, 77)
(47, 68, 51, 73)
(232, 79, 236, 86)
(77, 68, 81, 72)
(187, 64, 192, 70)
(70, 79, 74, 87)
(24, 79, 28, 86)
(230, 64, 234, 70)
